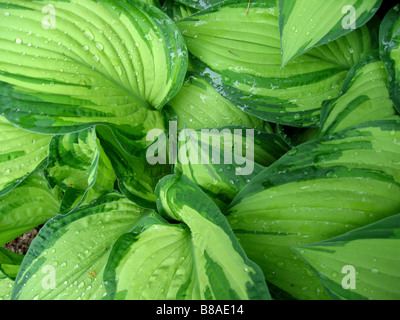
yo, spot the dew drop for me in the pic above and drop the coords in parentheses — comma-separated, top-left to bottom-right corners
(84, 30, 94, 41)
(293, 113, 302, 121)
(95, 42, 104, 51)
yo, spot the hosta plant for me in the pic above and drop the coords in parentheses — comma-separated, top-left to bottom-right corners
(0, 0, 399, 300)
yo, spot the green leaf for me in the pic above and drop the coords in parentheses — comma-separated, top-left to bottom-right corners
(156, 174, 271, 300)
(0, 116, 51, 197)
(79, 137, 117, 206)
(294, 213, 400, 300)
(0, 248, 24, 280)
(139, 0, 160, 7)
(0, 272, 14, 300)
(164, 72, 264, 130)
(11, 192, 152, 300)
(0, 172, 60, 247)
(0, 0, 188, 154)
(163, 0, 198, 22)
(177, 0, 378, 127)
(174, 0, 225, 11)
(46, 128, 97, 212)
(279, 0, 382, 66)
(380, 4, 400, 113)
(320, 51, 396, 136)
(97, 125, 171, 209)
(227, 118, 400, 299)
(0, 248, 24, 267)
(45, 127, 116, 212)
(175, 126, 289, 209)
(103, 174, 270, 300)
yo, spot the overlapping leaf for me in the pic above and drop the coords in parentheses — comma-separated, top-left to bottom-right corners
(163, 0, 198, 22)
(174, 0, 225, 11)
(380, 4, 400, 113)
(175, 126, 289, 208)
(0, 248, 24, 280)
(103, 174, 270, 300)
(0, 172, 60, 247)
(0, 0, 188, 154)
(294, 213, 400, 300)
(320, 51, 396, 135)
(45, 127, 116, 212)
(97, 125, 171, 209)
(12, 192, 151, 300)
(227, 118, 400, 299)
(279, 0, 382, 66)
(0, 116, 51, 197)
(164, 72, 264, 130)
(177, 0, 378, 127)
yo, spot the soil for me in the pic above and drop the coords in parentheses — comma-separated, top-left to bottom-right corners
(2, 226, 42, 255)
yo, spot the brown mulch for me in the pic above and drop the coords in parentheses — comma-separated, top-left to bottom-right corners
(2, 226, 42, 255)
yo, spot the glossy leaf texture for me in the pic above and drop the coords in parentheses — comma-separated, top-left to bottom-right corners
(0, 0, 188, 155)
(175, 126, 289, 209)
(380, 4, 400, 113)
(320, 51, 396, 136)
(103, 174, 270, 300)
(227, 118, 400, 299)
(96, 125, 171, 209)
(11, 193, 151, 300)
(0, 116, 51, 197)
(294, 213, 400, 300)
(0, 272, 14, 300)
(45, 127, 116, 212)
(164, 72, 264, 131)
(0, 172, 60, 247)
(279, 0, 382, 66)
(177, 0, 378, 127)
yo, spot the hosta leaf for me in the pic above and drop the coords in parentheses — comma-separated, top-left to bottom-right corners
(0, 0, 187, 154)
(0, 272, 14, 300)
(97, 125, 171, 209)
(0, 248, 24, 280)
(103, 174, 270, 300)
(164, 72, 264, 130)
(320, 51, 396, 136)
(380, 4, 400, 113)
(294, 213, 400, 300)
(175, 126, 289, 209)
(0, 116, 51, 197)
(177, 0, 378, 127)
(45, 127, 116, 212)
(103, 215, 194, 299)
(79, 138, 117, 206)
(156, 174, 270, 300)
(163, 0, 198, 22)
(227, 118, 400, 300)
(0, 172, 60, 247)
(46, 128, 97, 212)
(279, 0, 382, 66)
(140, 0, 160, 6)
(174, 0, 225, 11)
(12, 192, 152, 300)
